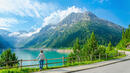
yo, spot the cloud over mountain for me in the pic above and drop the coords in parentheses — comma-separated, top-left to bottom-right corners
(43, 6, 85, 26)
(22, 6, 85, 37)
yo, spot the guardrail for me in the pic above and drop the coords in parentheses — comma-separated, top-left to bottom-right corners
(0, 51, 125, 70)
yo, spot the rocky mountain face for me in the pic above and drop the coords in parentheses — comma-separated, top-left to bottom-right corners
(23, 11, 123, 48)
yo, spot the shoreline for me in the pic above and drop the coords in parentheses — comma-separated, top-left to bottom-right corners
(27, 48, 73, 53)
(42, 48, 73, 53)
(0, 48, 73, 54)
(56, 49, 73, 53)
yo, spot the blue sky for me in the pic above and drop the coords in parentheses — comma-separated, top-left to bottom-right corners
(0, 0, 130, 34)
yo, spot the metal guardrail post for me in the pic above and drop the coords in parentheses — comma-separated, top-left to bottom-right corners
(90, 55, 92, 61)
(106, 53, 107, 60)
(99, 54, 101, 60)
(5, 62, 8, 69)
(76, 56, 78, 63)
(20, 59, 22, 70)
(124, 51, 125, 55)
(118, 52, 120, 56)
(72, 56, 74, 63)
(45, 59, 48, 69)
(78, 56, 80, 62)
(62, 56, 65, 66)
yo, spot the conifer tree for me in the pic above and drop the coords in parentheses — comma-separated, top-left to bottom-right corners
(107, 41, 113, 51)
(83, 32, 98, 56)
(128, 24, 130, 29)
(122, 28, 125, 39)
(73, 38, 80, 55)
(116, 25, 130, 49)
(0, 49, 18, 67)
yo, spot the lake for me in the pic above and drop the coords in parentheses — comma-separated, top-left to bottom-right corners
(0, 49, 68, 67)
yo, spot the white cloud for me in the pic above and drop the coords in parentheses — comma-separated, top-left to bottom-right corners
(19, 28, 41, 37)
(0, 0, 57, 18)
(43, 6, 84, 26)
(8, 32, 20, 36)
(0, 18, 18, 30)
(9, 27, 42, 37)
(15, 6, 85, 37)
(0, 27, 9, 30)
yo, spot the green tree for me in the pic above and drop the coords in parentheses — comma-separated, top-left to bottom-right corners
(128, 24, 130, 29)
(72, 38, 82, 57)
(122, 28, 125, 39)
(83, 32, 98, 57)
(73, 38, 80, 53)
(0, 49, 18, 67)
(107, 41, 113, 51)
(98, 45, 106, 56)
(68, 32, 119, 63)
(116, 25, 130, 49)
(68, 38, 81, 62)
(89, 32, 98, 55)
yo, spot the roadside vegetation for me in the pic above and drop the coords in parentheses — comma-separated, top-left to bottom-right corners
(116, 24, 130, 50)
(68, 32, 122, 62)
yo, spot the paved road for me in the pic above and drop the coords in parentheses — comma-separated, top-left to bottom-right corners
(73, 60, 130, 73)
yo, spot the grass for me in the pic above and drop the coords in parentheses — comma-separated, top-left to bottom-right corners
(58, 47, 72, 49)
(65, 54, 126, 66)
(0, 54, 126, 73)
(0, 68, 39, 73)
(119, 48, 130, 51)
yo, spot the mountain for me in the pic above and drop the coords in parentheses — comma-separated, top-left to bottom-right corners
(0, 29, 11, 36)
(0, 35, 13, 48)
(0, 30, 14, 48)
(0, 29, 29, 48)
(23, 11, 123, 48)
(7, 30, 30, 48)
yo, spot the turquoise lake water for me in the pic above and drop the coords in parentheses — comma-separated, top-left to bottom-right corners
(0, 49, 68, 67)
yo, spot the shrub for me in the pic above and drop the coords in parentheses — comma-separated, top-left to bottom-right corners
(0, 49, 18, 67)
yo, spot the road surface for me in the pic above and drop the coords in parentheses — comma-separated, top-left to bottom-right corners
(73, 60, 130, 73)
